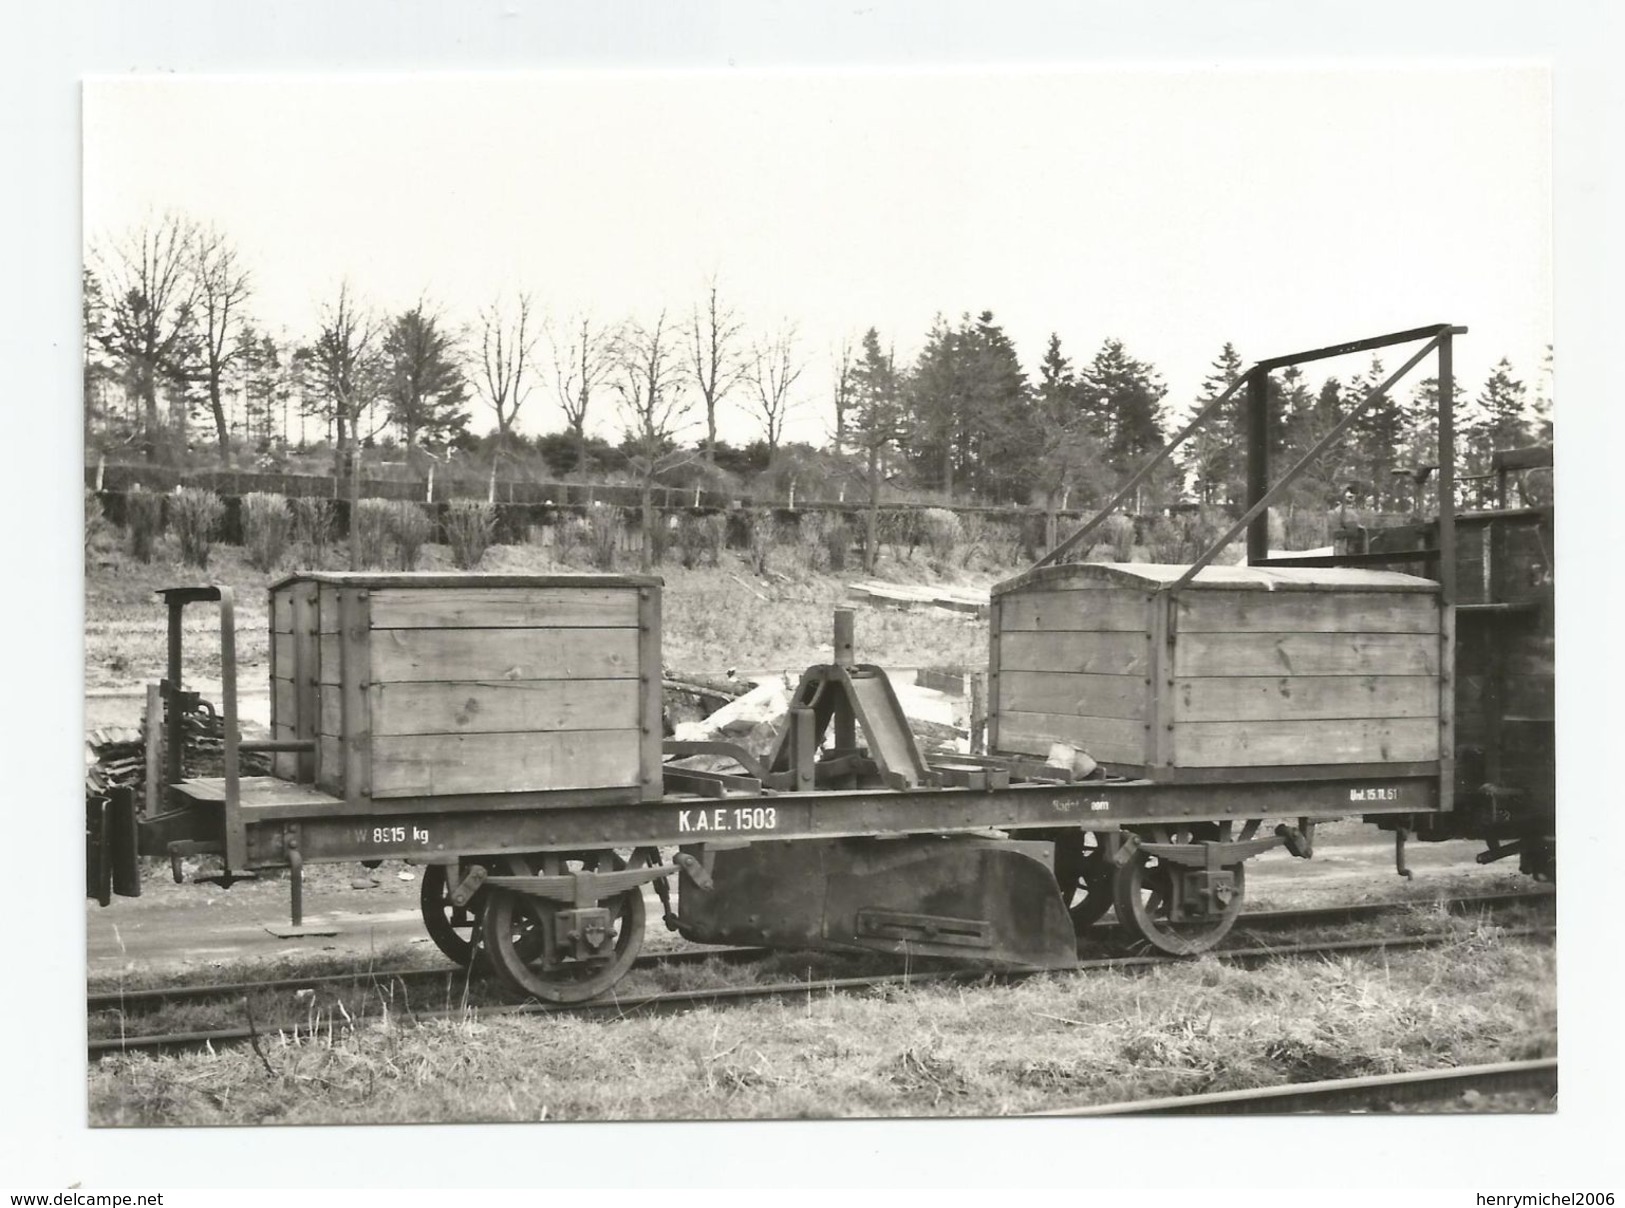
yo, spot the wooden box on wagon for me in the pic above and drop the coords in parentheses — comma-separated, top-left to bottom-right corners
(267, 573, 664, 806)
(988, 563, 1448, 781)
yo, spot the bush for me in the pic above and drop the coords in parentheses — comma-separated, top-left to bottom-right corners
(746, 507, 778, 575)
(919, 507, 962, 562)
(290, 498, 334, 565)
(1282, 507, 1329, 553)
(352, 498, 393, 569)
(676, 513, 724, 570)
(126, 490, 165, 563)
(553, 513, 583, 566)
(1101, 513, 1136, 562)
(172, 487, 225, 568)
(795, 512, 831, 572)
(390, 502, 432, 570)
(84, 489, 108, 559)
(587, 505, 622, 571)
(445, 500, 496, 570)
(878, 509, 921, 560)
(824, 514, 851, 572)
(241, 492, 292, 572)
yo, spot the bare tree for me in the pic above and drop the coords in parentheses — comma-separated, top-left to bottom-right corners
(91, 211, 200, 462)
(307, 281, 385, 568)
(191, 225, 253, 459)
(687, 275, 746, 464)
(746, 321, 804, 461)
(477, 291, 537, 463)
(548, 314, 619, 475)
(830, 335, 856, 458)
(614, 312, 696, 571)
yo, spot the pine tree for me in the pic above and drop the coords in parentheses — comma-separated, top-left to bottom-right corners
(850, 328, 902, 571)
(382, 304, 470, 459)
(1030, 333, 1104, 546)
(1078, 339, 1167, 500)
(1345, 354, 1406, 511)
(960, 311, 1030, 501)
(1179, 342, 1245, 504)
(1465, 358, 1530, 480)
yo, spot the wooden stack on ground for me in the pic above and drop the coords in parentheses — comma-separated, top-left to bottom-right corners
(269, 573, 664, 804)
(988, 562, 1446, 780)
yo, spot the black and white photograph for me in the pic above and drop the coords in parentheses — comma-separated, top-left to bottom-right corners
(8, 0, 1621, 1194)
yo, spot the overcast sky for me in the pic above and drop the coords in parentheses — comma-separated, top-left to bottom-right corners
(83, 66, 1551, 450)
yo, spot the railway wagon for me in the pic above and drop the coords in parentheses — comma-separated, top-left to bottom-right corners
(84, 323, 1553, 1004)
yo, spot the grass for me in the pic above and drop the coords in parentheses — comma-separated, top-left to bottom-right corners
(87, 925, 1555, 1125)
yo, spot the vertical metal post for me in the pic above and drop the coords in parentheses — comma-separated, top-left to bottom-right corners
(1436, 334, 1457, 606)
(791, 706, 816, 792)
(288, 846, 304, 926)
(1246, 368, 1271, 565)
(832, 610, 856, 753)
(144, 682, 163, 816)
(1436, 331, 1457, 815)
(164, 599, 185, 787)
(969, 672, 987, 756)
(832, 608, 855, 667)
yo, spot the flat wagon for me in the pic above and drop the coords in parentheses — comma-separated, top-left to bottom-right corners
(86, 323, 1554, 1002)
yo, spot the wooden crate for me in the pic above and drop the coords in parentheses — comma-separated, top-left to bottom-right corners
(268, 573, 663, 805)
(988, 563, 1447, 780)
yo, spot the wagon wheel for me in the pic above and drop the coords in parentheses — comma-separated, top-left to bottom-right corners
(1112, 823, 1247, 956)
(420, 862, 485, 968)
(480, 850, 646, 1003)
(1053, 831, 1115, 929)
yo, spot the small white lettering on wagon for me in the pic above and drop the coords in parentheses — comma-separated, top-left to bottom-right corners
(677, 807, 778, 833)
(1349, 787, 1400, 803)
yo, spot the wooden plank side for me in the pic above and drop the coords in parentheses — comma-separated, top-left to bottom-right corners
(273, 677, 297, 727)
(368, 586, 641, 630)
(996, 710, 1146, 764)
(1173, 717, 1440, 766)
(319, 634, 341, 684)
(370, 679, 641, 736)
(369, 628, 640, 683)
(316, 736, 343, 795)
(997, 589, 1151, 632)
(1175, 591, 1439, 633)
(318, 584, 341, 633)
(370, 730, 643, 797)
(637, 584, 664, 801)
(339, 588, 372, 807)
(1172, 632, 1439, 678)
(271, 721, 298, 781)
(272, 640, 297, 682)
(271, 589, 294, 633)
(1000, 631, 1149, 676)
(998, 671, 1146, 719)
(986, 597, 1003, 754)
(292, 580, 319, 783)
(1173, 675, 1439, 722)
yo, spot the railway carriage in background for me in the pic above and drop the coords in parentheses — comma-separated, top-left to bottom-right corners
(86, 323, 1556, 1003)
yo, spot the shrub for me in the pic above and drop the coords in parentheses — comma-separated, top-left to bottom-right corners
(390, 502, 431, 570)
(675, 513, 726, 570)
(587, 505, 622, 570)
(171, 487, 225, 568)
(957, 512, 985, 568)
(982, 518, 1024, 568)
(290, 498, 335, 565)
(746, 507, 778, 575)
(126, 490, 165, 563)
(795, 512, 831, 572)
(1101, 513, 1136, 562)
(919, 507, 962, 562)
(878, 509, 921, 560)
(445, 500, 496, 570)
(553, 513, 583, 566)
(824, 514, 851, 572)
(1282, 507, 1329, 552)
(697, 512, 727, 568)
(241, 492, 292, 572)
(352, 498, 393, 569)
(84, 489, 108, 559)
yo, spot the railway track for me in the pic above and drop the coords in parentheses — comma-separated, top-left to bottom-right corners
(1025, 1057, 1558, 1115)
(89, 904, 1555, 1058)
(87, 886, 1554, 1016)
